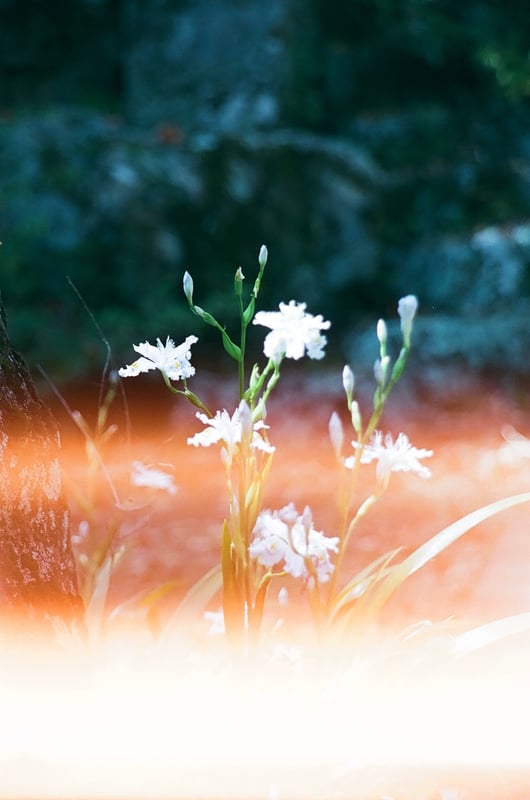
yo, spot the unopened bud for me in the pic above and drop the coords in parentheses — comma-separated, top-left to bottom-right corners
(351, 400, 362, 434)
(328, 411, 344, 460)
(238, 399, 253, 439)
(258, 245, 268, 269)
(376, 318, 387, 347)
(397, 294, 418, 348)
(279, 503, 298, 527)
(234, 267, 245, 296)
(342, 365, 355, 407)
(301, 505, 313, 535)
(183, 271, 194, 305)
(374, 355, 390, 387)
(249, 363, 260, 390)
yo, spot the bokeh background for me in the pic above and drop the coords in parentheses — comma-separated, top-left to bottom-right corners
(2, 0, 530, 396)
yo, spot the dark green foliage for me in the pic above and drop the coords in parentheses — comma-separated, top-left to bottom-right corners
(2, 0, 530, 384)
(0, 0, 122, 109)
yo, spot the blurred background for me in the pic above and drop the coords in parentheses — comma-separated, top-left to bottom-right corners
(1, 0, 530, 398)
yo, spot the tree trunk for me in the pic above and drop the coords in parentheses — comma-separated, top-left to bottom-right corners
(0, 295, 82, 627)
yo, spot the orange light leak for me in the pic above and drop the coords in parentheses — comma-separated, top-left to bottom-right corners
(2, 387, 530, 799)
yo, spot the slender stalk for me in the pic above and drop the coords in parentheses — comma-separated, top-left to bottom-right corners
(238, 312, 247, 400)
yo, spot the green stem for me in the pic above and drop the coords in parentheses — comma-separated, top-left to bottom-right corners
(161, 374, 213, 417)
(238, 303, 247, 401)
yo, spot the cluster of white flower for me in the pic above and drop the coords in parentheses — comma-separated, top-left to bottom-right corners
(253, 300, 330, 364)
(119, 300, 329, 383)
(187, 401, 275, 459)
(131, 461, 177, 495)
(345, 431, 433, 480)
(249, 503, 339, 584)
(117, 274, 430, 603)
(119, 336, 198, 381)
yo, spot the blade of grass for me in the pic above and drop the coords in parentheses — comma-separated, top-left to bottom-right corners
(163, 562, 223, 634)
(453, 611, 530, 657)
(329, 547, 403, 623)
(353, 491, 530, 623)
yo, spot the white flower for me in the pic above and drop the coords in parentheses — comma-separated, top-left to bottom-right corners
(187, 400, 275, 458)
(204, 609, 225, 636)
(345, 431, 433, 480)
(131, 461, 177, 494)
(250, 503, 339, 584)
(119, 335, 198, 381)
(397, 295, 418, 347)
(253, 300, 330, 364)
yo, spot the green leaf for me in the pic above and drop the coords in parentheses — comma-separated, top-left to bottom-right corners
(109, 580, 181, 633)
(84, 552, 113, 641)
(329, 547, 403, 623)
(249, 572, 273, 637)
(453, 611, 530, 657)
(221, 329, 242, 361)
(192, 305, 223, 329)
(221, 521, 245, 641)
(389, 346, 408, 384)
(242, 296, 256, 326)
(361, 491, 530, 622)
(163, 563, 222, 635)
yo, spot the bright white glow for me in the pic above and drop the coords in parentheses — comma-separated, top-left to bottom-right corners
(0, 631, 529, 799)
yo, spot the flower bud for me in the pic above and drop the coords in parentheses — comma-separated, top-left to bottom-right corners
(279, 503, 298, 527)
(238, 398, 253, 439)
(374, 355, 390, 387)
(183, 271, 194, 305)
(342, 365, 355, 407)
(351, 400, 362, 434)
(248, 362, 261, 391)
(301, 505, 313, 536)
(397, 294, 418, 348)
(328, 411, 344, 460)
(234, 267, 245, 297)
(376, 318, 387, 347)
(252, 396, 267, 423)
(258, 244, 268, 269)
